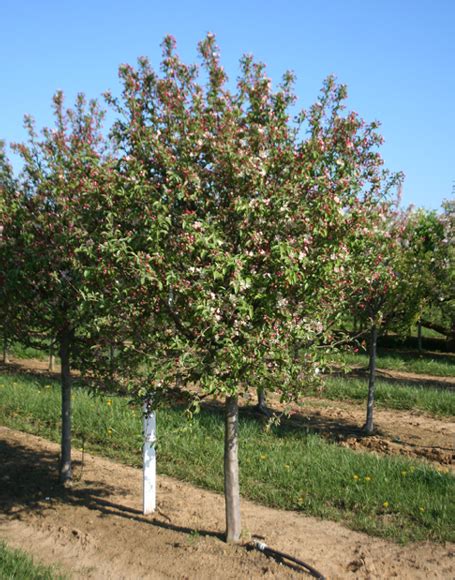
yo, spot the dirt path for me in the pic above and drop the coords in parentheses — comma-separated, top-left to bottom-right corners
(375, 367, 455, 388)
(1, 426, 454, 579)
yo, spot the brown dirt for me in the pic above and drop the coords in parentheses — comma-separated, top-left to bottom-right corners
(1, 426, 454, 580)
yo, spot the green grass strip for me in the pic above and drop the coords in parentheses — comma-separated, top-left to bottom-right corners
(312, 376, 455, 417)
(0, 541, 65, 580)
(336, 350, 455, 378)
(0, 371, 454, 544)
(7, 342, 50, 362)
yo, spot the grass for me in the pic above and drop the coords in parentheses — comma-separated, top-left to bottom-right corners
(7, 342, 50, 362)
(0, 541, 65, 580)
(0, 371, 454, 544)
(410, 325, 446, 339)
(311, 376, 455, 417)
(335, 348, 455, 377)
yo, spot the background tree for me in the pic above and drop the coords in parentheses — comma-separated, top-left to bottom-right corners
(9, 93, 111, 483)
(419, 200, 455, 349)
(344, 200, 445, 434)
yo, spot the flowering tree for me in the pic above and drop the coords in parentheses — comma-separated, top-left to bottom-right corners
(343, 198, 445, 434)
(9, 94, 110, 483)
(88, 35, 395, 541)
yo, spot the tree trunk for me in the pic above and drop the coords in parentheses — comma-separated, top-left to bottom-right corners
(447, 318, 455, 352)
(49, 341, 56, 372)
(2, 328, 9, 364)
(256, 387, 270, 416)
(363, 324, 377, 435)
(417, 320, 423, 352)
(59, 329, 73, 484)
(109, 344, 115, 380)
(224, 395, 241, 543)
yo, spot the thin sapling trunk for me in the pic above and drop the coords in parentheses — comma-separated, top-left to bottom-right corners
(2, 328, 9, 364)
(224, 395, 241, 543)
(364, 324, 378, 435)
(417, 320, 422, 353)
(59, 329, 73, 483)
(255, 387, 270, 416)
(49, 340, 56, 372)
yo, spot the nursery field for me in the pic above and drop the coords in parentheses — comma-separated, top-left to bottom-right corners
(2, 20, 455, 578)
(0, 349, 454, 579)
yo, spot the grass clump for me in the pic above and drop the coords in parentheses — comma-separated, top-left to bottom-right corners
(0, 371, 454, 544)
(0, 541, 65, 579)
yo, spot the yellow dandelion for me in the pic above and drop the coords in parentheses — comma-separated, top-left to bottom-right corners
(284, 464, 290, 470)
(383, 501, 389, 508)
(401, 470, 407, 477)
(353, 474, 359, 480)
(260, 454, 267, 460)
(419, 507, 425, 512)
(107, 428, 113, 436)
(107, 399, 112, 406)
(364, 476, 371, 482)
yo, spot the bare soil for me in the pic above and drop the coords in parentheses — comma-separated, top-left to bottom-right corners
(1, 426, 454, 580)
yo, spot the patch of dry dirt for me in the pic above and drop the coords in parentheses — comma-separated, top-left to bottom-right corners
(1, 426, 454, 579)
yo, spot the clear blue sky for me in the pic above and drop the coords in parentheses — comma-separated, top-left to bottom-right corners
(1, 0, 454, 210)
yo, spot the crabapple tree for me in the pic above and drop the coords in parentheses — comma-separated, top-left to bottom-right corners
(89, 35, 397, 541)
(9, 93, 111, 482)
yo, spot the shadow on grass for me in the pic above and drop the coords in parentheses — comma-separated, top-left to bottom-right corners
(199, 400, 369, 443)
(0, 437, 223, 541)
(376, 346, 455, 364)
(0, 360, 88, 390)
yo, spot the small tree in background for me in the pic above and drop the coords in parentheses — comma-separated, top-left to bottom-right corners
(419, 200, 455, 349)
(9, 93, 111, 483)
(87, 35, 396, 542)
(345, 200, 440, 434)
